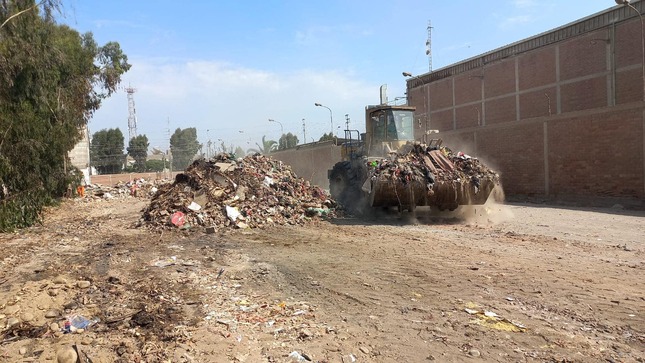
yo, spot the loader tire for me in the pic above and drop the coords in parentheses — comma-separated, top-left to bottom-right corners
(329, 161, 367, 215)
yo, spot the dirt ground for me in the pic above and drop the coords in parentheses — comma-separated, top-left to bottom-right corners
(0, 196, 643, 362)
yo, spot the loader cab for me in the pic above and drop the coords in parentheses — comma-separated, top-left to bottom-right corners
(365, 105, 415, 156)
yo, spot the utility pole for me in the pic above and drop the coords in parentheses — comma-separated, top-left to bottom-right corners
(165, 117, 171, 175)
(302, 118, 306, 144)
(345, 114, 350, 131)
(206, 129, 212, 159)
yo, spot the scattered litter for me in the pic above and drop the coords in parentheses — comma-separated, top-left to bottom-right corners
(464, 307, 526, 332)
(187, 201, 201, 211)
(152, 256, 177, 268)
(63, 314, 99, 333)
(170, 211, 186, 227)
(288, 351, 312, 362)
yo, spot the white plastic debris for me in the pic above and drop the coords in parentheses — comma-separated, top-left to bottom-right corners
(187, 201, 201, 211)
(225, 205, 241, 221)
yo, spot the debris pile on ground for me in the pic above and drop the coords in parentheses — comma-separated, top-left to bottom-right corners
(82, 178, 170, 200)
(369, 143, 500, 192)
(141, 154, 335, 230)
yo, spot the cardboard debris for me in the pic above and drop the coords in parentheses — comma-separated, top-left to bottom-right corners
(141, 153, 336, 230)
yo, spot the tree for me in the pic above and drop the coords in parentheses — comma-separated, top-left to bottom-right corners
(91, 129, 125, 174)
(218, 140, 234, 154)
(145, 159, 165, 172)
(234, 146, 246, 158)
(170, 127, 201, 171)
(0, 1, 130, 231)
(246, 135, 277, 155)
(127, 135, 149, 172)
(278, 132, 299, 150)
(319, 132, 337, 143)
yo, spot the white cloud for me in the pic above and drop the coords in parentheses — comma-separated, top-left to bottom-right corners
(89, 58, 378, 150)
(499, 15, 533, 29)
(511, 0, 537, 9)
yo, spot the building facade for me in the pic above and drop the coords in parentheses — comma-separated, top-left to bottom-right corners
(406, 2, 645, 205)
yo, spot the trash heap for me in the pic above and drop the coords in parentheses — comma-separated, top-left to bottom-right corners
(141, 154, 335, 230)
(368, 143, 500, 198)
(84, 178, 168, 200)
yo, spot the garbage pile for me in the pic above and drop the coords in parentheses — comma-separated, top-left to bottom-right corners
(369, 143, 500, 189)
(141, 154, 335, 231)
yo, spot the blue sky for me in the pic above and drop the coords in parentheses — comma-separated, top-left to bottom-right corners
(61, 0, 613, 153)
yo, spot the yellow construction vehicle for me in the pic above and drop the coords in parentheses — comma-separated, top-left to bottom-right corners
(328, 104, 500, 214)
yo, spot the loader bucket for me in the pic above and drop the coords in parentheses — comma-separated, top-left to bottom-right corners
(427, 177, 497, 211)
(368, 174, 498, 212)
(369, 178, 428, 211)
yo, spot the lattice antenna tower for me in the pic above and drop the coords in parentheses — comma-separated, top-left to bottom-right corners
(426, 20, 433, 72)
(125, 86, 138, 140)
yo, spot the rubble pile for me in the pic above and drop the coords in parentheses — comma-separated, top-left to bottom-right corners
(369, 143, 500, 190)
(83, 178, 168, 200)
(142, 154, 335, 230)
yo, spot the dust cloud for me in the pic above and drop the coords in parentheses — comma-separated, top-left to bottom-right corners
(366, 185, 514, 226)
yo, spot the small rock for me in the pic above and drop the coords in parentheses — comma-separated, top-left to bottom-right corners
(53, 276, 67, 284)
(205, 226, 216, 234)
(359, 346, 370, 354)
(75, 328, 85, 334)
(21, 312, 34, 322)
(468, 349, 481, 357)
(4, 305, 20, 315)
(19, 347, 27, 355)
(48, 289, 59, 297)
(77, 281, 91, 289)
(6, 317, 20, 328)
(45, 310, 59, 318)
(299, 328, 313, 338)
(50, 322, 60, 332)
(63, 301, 78, 310)
(56, 346, 78, 363)
(81, 337, 93, 345)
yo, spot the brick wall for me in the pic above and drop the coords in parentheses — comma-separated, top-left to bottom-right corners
(407, 7, 645, 204)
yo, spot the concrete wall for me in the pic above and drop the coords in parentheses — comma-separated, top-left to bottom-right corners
(270, 141, 342, 189)
(406, 3, 645, 205)
(90, 171, 178, 186)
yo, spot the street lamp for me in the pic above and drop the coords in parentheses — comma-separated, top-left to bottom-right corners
(268, 118, 283, 135)
(403, 71, 425, 85)
(403, 71, 431, 135)
(615, 0, 645, 101)
(314, 102, 333, 135)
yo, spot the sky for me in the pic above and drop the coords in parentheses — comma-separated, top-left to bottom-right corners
(59, 0, 615, 154)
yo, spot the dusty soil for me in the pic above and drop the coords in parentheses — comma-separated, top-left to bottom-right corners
(0, 196, 643, 362)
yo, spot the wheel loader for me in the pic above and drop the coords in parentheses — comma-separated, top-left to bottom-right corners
(327, 104, 500, 214)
